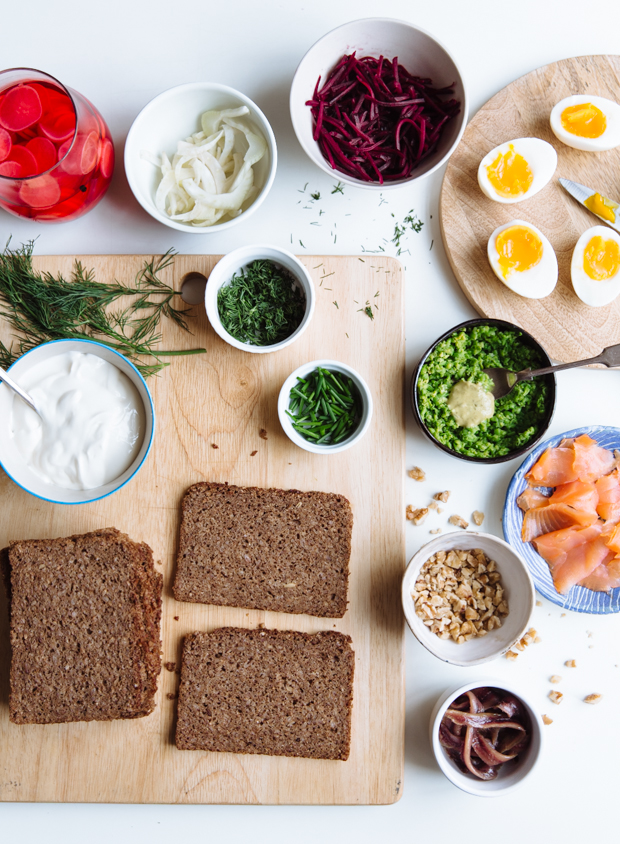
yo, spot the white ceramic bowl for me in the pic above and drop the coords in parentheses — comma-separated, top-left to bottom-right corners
(205, 245, 315, 354)
(290, 17, 468, 189)
(278, 359, 373, 454)
(0, 339, 154, 505)
(430, 679, 544, 796)
(402, 531, 535, 666)
(124, 82, 277, 233)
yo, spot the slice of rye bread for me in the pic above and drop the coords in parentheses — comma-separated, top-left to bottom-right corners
(173, 483, 353, 617)
(2, 528, 162, 724)
(175, 627, 355, 760)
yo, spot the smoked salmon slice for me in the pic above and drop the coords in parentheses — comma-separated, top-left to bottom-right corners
(516, 488, 549, 512)
(595, 470, 620, 522)
(533, 523, 612, 593)
(526, 445, 578, 487)
(572, 434, 616, 483)
(521, 503, 598, 542)
(579, 556, 620, 591)
(548, 480, 599, 513)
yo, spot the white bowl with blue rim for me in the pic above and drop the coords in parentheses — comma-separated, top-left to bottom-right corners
(0, 339, 154, 505)
(503, 425, 620, 614)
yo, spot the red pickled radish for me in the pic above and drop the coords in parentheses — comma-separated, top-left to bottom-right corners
(0, 127, 11, 162)
(99, 137, 114, 180)
(57, 138, 71, 162)
(38, 110, 76, 143)
(26, 136, 57, 173)
(80, 131, 99, 174)
(19, 173, 61, 208)
(4, 144, 38, 177)
(31, 82, 70, 115)
(0, 84, 42, 132)
(0, 160, 23, 177)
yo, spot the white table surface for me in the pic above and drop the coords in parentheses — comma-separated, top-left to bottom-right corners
(2, 0, 619, 840)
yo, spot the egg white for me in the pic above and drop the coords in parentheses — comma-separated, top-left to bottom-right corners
(550, 95, 620, 152)
(571, 225, 620, 307)
(477, 138, 557, 204)
(487, 219, 558, 299)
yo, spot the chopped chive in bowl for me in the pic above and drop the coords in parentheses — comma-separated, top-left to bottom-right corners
(286, 366, 362, 445)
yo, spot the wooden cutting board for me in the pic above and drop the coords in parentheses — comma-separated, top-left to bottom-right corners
(440, 55, 620, 362)
(0, 253, 405, 805)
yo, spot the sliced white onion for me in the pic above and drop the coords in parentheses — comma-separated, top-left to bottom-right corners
(141, 106, 267, 226)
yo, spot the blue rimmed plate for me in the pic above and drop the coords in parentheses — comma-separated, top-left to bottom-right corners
(503, 425, 620, 614)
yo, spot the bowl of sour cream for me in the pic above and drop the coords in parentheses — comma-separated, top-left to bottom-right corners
(0, 339, 154, 505)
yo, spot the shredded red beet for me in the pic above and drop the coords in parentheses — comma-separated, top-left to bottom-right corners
(305, 53, 461, 184)
(439, 688, 531, 780)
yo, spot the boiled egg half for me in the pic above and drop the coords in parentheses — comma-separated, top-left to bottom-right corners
(571, 225, 620, 307)
(487, 220, 558, 299)
(477, 138, 557, 204)
(550, 95, 620, 152)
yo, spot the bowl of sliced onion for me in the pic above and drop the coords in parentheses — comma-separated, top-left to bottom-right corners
(125, 82, 277, 232)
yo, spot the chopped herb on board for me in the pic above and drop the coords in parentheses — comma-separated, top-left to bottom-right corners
(217, 259, 306, 346)
(358, 301, 374, 320)
(392, 209, 423, 255)
(331, 182, 345, 194)
(0, 240, 204, 377)
(286, 366, 361, 445)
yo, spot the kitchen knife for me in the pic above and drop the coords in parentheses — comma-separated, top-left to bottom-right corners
(559, 177, 620, 233)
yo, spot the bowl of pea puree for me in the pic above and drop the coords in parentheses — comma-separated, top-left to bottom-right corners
(411, 318, 556, 463)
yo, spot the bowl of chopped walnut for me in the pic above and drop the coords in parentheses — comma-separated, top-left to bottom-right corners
(402, 531, 535, 666)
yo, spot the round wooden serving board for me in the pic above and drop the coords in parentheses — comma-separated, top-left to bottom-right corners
(440, 55, 620, 362)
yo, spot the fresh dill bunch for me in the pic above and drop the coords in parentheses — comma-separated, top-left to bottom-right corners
(217, 259, 306, 346)
(0, 240, 205, 377)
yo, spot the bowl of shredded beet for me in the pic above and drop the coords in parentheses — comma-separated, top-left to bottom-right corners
(290, 18, 467, 188)
(430, 680, 543, 796)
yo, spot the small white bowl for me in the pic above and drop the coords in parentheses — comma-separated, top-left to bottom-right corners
(277, 359, 373, 454)
(205, 245, 315, 353)
(430, 679, 544, 796)
(290, 17, 468, 189)
(124, 82, 277, 233)
(402, 531, 535, 666)
(0, 339, 154, 505)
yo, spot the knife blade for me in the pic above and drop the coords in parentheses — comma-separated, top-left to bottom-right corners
(559, 177, 620, 233)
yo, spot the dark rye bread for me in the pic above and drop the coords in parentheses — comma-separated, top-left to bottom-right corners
(175, 628, 354, 760)
(2, 528, 162, 725)
(173, 482, 352, 617)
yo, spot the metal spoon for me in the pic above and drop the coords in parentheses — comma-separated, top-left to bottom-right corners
(0, 365, 40, 416)
(484, 342, 620, 400)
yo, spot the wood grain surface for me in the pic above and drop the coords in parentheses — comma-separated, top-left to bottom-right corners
(0, 253, 405, 805)
(440, 55, 620, 362)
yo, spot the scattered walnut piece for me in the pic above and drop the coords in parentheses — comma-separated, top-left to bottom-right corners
(586, 630, 593, 638)
(565, 659, 577, 668)
(472, 510, 484, 526)
(584, 694, 602, 704)
(561, 613, 566, 617)
(250, 450, 258, 456)
(437, 507, 444, 514)
(536, 600, 543, 607)
(408, 466, 426, 481)
(173, 616, 179, 621)
(259, 428, 268, 439)
(406, 505, 429, 525)
(164, 662, 176, 673)
(505, 650, 518, 661)
(412, 547, 508, 643)
(448, 514, 469, 529)
(429, 528, 442, 535)
(542, 714, 553, 725)
(428, 499, 438, 510)
(166, 693, 177, 701)
(434, 490, 450, 503)
(211, 443, 219, 449)
(550, 675, 562, 684)
(534, 636, 542, 643)
(549, 690, 563, 704)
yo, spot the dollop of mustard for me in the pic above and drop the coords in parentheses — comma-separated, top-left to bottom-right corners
(447, 380, 495, 428)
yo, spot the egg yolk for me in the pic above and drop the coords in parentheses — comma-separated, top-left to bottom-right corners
(496, 225, 544, 278)
(486, 144, 534, 198)
(583, 235, 620, 281)
(584, 192, 617, 223)
(561, 103, 607, 138)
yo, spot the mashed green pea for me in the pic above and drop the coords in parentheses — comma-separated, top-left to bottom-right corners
(417, 325, 550, 458)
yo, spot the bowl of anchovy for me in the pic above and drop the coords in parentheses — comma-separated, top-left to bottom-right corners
(205, 245, 315, 353)
(277, 359, 373, 453)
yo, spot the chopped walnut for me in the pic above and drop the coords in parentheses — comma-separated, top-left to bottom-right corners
(259, 428, 268, 440)
(406, 505, 429, 525)
(549, 690, 563, 704)
(565, 659, 577, 668)
(472, 510, 484, 526)
(550, 675, 562, 684)
(505, 650, 518, 661)
(536, 600, 542, 607)
(434, 490, 450, 503)
(250, 450, 258, 456)
(437, 507, 444, 514)
(448, 514, 469, 529)
(164, 662, 176, 672)
(408, 466, 426, 481)
(534, 635, 542, 644)
(584, 694, 602, 704)
(542, 714, 553, 725)
(412, 548, 508, 644)
(429, 528, 442, 535)
(211, 443, 219, 449)
(428, 499, 438, 510)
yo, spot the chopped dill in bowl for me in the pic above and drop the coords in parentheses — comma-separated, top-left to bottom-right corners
(217, 259, 306, 346)
(417, 324, 550, 459)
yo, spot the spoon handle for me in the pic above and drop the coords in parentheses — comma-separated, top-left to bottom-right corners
(0, 366, 38, 414)
(518, 343, 620, 381)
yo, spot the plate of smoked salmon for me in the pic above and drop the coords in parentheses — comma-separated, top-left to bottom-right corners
(503, 426, 620, 613)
